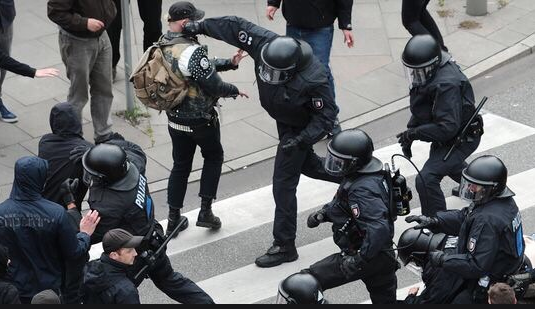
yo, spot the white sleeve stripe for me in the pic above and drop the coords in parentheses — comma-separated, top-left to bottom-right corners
(178, 45, 200, 77)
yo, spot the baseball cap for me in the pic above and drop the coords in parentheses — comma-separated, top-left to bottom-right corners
(102, 229, 143, 253)
(167, 1, 205, 22)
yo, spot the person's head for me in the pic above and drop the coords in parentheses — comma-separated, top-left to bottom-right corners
(103, 229, 143, 265)
(324, 129, 383, 177)
(459, 155, 514, 205)
(402, 34, 442, 88)
(166, 1, 204, 32)
(258, 36, 313, 85)
(82, 143, 139, 191)
(277, 272, 326, 304)
(31, 289, 61, 304)
(397, 228, 446, 267)
(488, 282, 517, 304)
(11, 156, 48, 200)
(49, 102, 83, 137)
(0, 245, 10, 278)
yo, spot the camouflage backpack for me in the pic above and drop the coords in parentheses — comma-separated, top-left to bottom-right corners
(130, 38, 189, 112)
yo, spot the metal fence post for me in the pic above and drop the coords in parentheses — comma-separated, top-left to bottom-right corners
(121, 0, 135, 112)
(466, 0, 488, 16)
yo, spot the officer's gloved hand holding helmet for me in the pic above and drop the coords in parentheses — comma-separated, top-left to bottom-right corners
(397, 227, 446, 269)
(324, 129, 383, 177)
(258, 36, 313, 85)
(459, 155, 514, 205)
(402, 34, 442, 89)
(82, 144, 140, 191)
(276, 272, 326, 304)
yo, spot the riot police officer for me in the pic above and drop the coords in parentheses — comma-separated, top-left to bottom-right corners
(397, 34, 483, 216)
(183, 16, 342, 268)
(406, 155, 525, 304)
(302, 129, 398, 304)
(82, 138, 214, 304)
(276, 272, 326, 304)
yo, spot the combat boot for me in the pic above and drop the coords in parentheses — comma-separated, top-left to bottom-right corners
(166, 207, 189, 238)
(255, 243, 298, 268)
(196, 199, 221, 229)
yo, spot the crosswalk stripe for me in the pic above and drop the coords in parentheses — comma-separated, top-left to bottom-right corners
(195, 168, 535, 304)
(88, 113, 535, 261)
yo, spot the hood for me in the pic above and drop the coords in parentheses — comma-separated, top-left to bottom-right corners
(10, 157, 48, 201)
(49, 102, 83, 137)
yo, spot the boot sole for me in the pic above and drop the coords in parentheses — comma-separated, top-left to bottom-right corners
(196, 221, 222, 229)
(255, 253, 299, 268)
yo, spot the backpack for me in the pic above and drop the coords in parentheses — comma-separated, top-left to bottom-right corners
(130, 38, 190, 112)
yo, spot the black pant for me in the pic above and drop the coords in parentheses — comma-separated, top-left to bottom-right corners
(132, 252, 214, 304)
(272, 123, 342, 246)
(61, 252, 89, 304)
(167, 117, 224, 209)
(416, 137, 481, 216)
(306, 251, 398, 304)
(402, 0, 448, 51)
(107, 0, 163, 68)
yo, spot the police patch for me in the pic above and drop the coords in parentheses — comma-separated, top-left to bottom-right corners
(351, 204, 360, 218)
(468, 237, 477, 253)
(238, 31, 249, 43)
(312, 98, 324, 110)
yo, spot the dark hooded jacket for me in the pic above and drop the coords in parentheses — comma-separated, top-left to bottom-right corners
(81, 254, 140, 304)
(0, 245, 20, 304)
(0, 157, 91, 300)
(39, 102, 93, 211)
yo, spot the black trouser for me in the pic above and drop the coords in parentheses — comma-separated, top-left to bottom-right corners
(167, 117, 224, 209)
(132, 252, 214, 304)
(107, 0, 162, 68)
(416, 137, 481, 216)
(272, 123, 342, 246)
(401, 0, 447, 51)
(305, 251, 398, 304)
(61, 252, 89, 304)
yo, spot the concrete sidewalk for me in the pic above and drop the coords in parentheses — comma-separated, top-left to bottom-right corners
(1, 0, 535, 201)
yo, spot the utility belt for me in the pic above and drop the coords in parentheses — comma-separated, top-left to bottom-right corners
(439, 115, 484, 147)
(168, 113, 218, 133)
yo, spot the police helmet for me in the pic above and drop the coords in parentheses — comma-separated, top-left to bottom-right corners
(82, 144, 139, 191)
(324, 129, 383, 177)
(397, 228, 446, 267)
(402, 34, 442, 88)
(259, 36, 313, 85)
(459, 155, 514, 204)
(276, 272, 326, 304)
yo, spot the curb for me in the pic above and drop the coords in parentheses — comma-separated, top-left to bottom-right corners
(148, 33, 535, 194)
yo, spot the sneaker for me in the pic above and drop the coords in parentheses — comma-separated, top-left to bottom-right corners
(255, 244, 298, 268)
(0, 103, 18, 123)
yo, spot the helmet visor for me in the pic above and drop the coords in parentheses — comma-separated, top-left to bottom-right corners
(459, 175, 495, 203)
(324, 150, 353, 177)
(82, 168, 105, 187)
(258, 62, 294, 85)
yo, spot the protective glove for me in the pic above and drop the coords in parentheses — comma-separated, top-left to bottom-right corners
(59, 178, 79, 206)
(69, 145, 91, 163)
(405, 215, 439, 230)
(429, 250, 445, 268)
(340, 253, 366, 279)
(396, 129, 417, 148)
(401, 141, 413, 159)
(507, 271, 534, 292)
(307, 209, 326, 228)
(281, 136, 304, 154)
(183, 21, 205, 36)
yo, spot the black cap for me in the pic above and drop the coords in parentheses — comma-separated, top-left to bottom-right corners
(103, 229, 143, 253)
(167, 1, 205, 22)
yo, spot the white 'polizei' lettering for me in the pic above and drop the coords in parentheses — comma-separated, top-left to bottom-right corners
(135, 175, 147, 209)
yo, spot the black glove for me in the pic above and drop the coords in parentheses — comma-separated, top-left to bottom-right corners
(405, 215, 439, 230)
(429, 250, 445, 267)
(281, 136, 304, 153)
(340, 253, 366, 278)
(59, 178, 79, 206)
(69, 145, 91, 163)
(507, 271, 534, 291)
(307, 209, 326, 228)
(183, 21, 205, 36)
(396, 129, 416, 148)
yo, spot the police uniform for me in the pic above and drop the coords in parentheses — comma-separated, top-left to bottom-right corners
(160, 31, 239, 220)
(196, 16, 341, 249)
(432, 197, 525, 303)
(408, 53, 481, 216)
(305, 173, 398, 304)
(87, 139, 214, 304)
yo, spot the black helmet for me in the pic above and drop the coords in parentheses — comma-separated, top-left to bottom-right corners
(259, 36, 312, 85)
(276, 272, 326, 304)
(459, 155, 514, 204)
(324, 129, 383, 177)
(82, 144, 139, 191)
(397, 228, 446, 267)
(402, 34, 442, 87)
